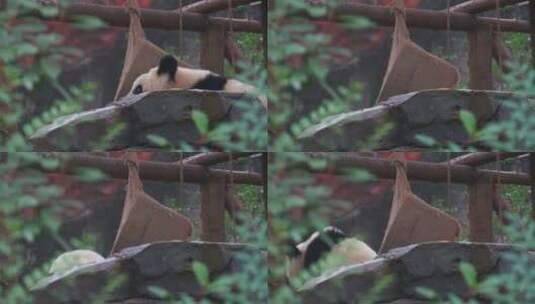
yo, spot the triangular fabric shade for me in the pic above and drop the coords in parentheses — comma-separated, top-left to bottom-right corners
(114, 0, 191, 100)
(379, 161, 461, 253)
(376, 0, 459, 104)
(110, 159, 192, 254)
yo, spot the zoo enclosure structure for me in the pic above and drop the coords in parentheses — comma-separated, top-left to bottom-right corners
(30, 0, 265, 70)
(38, 152, 266, 243)
(309, 0, 535, 96)
(302, 152, 535, 244)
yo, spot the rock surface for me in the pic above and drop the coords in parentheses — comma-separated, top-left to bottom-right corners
(32, 241, 263, 303)
(299, 89, 532, 151)
(298, 242, 534, 304)
(30, 90, 265, 151)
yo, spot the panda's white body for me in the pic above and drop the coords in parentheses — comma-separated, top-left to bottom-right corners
(130, 55, 267, 109)
(49, 250, 105, 275)
(286, 226, 377, 278)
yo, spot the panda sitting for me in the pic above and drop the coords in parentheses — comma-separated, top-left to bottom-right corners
(287, 226, 377, 279)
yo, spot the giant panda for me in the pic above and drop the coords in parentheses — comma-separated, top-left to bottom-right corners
(129, 55, 267, 109)
(287, 226, 377, 279)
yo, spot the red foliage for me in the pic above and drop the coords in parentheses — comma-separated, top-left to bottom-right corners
(45, 151, 154, 202)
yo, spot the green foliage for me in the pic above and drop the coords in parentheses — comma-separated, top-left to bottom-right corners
(457, 214, 535, 304)
(268, 0, 388, 151)
(269, 152, 375, 303)
(191, 110, 210, 135)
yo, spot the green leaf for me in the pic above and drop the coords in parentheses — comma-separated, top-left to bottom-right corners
(71, 16, 107, 30)
(192, 261, 210, 287)
(414, 134, 437, 147)
(73, 167, 106, 182)
(459, 110, 477, 137)
(146, 134, 170, 148)
(459, 262, 478, 288)
(191, 110, 209, 135)
(146, 286, 170, 300)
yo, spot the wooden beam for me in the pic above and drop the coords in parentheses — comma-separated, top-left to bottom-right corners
(448, 152, 524, 167)
(200, 175, 227, 242)
(448, 0, 526, 14)
(182, 152, 253, 166)
(468, 176, 494, 242)
(303, 153, 530, 185)
(320, 3, 530, 33)
(468, 26, 494, 121)
(34, 3, 262, 33)
(183, 0, 259, 14)
(41, 153, 264, 185)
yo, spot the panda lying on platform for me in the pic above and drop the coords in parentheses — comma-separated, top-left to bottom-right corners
(129, 55, 267, 110)
(287, 226, 377, 279)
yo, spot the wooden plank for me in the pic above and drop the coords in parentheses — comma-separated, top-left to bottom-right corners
(468, 176, 494, 242)
(468, 26, 494, 121)
(200, 176, 227, 242)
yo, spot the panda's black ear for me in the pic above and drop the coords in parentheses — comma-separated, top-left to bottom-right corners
(157, 55, 178, 81)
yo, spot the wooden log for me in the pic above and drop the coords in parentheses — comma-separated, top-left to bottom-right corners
(468, 176, 494, 242)
(303, 153, 530, 186)
(448, 0, 526, 13)
(200, 175, 227, 241)
(42, 153, 264, 185)
(320, 3, 530, 33)
(468, 26, 494, 121)
(35, 3, 262, 33)
(201, 24, 227, 118)
(201, 25, 226, 74)
(183, 0, 259, 14)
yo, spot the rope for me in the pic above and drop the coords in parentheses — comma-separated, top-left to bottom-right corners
(228, 0, 234, 34)
(179, 152, 184, 206)
(446, 0, 451, 55)
(228, 152, 236, 239)
(179, 0, 184, 57)
(447, 152, 452, 211)
(496, 0, 503, 89)
(496, 153, 502, 222)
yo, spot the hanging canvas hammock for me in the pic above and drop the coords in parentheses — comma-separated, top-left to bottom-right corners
(110, 157, 192, 254)
(114, 0, 191, 101)
(379, 160, 461, 253)
(376, 0, 459, 104)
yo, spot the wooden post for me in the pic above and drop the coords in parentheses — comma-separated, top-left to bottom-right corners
(200, 24, 227, 120)
(200, 175, 227, 242)
(201, 24, 225, 74)
(468, 176, 494, 242)
(468, 26, 494, 122)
